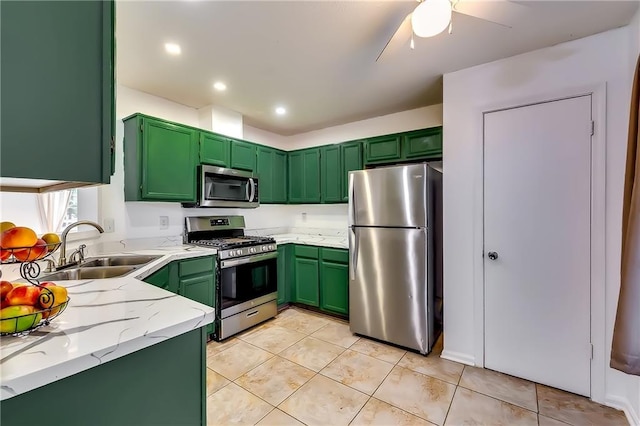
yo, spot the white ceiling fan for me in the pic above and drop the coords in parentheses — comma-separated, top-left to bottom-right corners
(376, 0, 528, 62)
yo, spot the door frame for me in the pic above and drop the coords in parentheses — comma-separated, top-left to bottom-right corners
(472, 83, 607, 402)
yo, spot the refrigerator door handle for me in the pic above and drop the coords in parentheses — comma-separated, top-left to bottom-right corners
(348, 173, 355, 226)
(349, 227, 358, 281)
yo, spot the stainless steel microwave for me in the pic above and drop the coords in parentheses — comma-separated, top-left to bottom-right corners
(186, 165, 259, 208)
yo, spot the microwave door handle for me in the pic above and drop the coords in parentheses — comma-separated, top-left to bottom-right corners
(249, 178, 256, 201)
(245, 179, 251, 201)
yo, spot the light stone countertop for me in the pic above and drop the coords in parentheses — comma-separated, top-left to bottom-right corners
(0, 245, 217, 401)
(270, 233, 348, 250)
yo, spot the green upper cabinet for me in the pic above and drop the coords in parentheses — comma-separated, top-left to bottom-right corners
(200, 132, 230, 167)
(123, 115, 198, 202)
(289, 148, 321, 203)
(321, 145, 342, 203)
(230, 140, 257, 172)
(257, 146, 287, 204)
(365, 135, 402, 164)
(340, 141, 363, 202)
(1, 0, 115, 185)
(403, 127, 443, 159)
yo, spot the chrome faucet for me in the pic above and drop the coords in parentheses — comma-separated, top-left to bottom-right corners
(58, 221, 105, 267)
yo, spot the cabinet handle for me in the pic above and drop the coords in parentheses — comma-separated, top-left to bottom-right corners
(246, 310, 259, 318)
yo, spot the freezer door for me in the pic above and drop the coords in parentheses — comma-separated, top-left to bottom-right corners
(348, 163, 427, 228)
(349, 226, 430, 353)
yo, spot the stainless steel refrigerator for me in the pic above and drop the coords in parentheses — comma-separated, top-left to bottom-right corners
(348, 162, 443, 354)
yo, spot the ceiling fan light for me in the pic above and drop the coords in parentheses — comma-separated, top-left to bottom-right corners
(411, 0, 452, 38)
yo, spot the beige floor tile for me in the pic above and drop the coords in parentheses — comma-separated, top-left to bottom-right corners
(241, 325, 307, 354)
(206, 337, 238, 359)
(538, 414, 571, 426)
(351, 397, 434, 426)
(537, 384, 628, 426)
(279, 374, 369, 426)
(445, 387, 537, 426)
(373, 366, 455, 425)
(310, 321, 359, 348)
(206, 368, 230, 396)
(320, 349, 394, 395)
(235, 356, 315, 406)
(208, 341, 273, 380)
(206, 383, 273, 425)
(256, 409, 304, 426)
(350, 338, 407, 364)
(275, 310, 329, 334)
(398, 351, 464, 385)
(458, 366, 537, 411)
(280, 336, 345, 372)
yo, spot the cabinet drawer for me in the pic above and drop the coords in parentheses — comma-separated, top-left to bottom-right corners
(321, 248, 348, 264)
(294, 245, 319, 259)
(179, 256, 214, 277)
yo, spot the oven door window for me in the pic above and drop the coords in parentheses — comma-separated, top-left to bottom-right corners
(220, 257, 276, 311)
(204, 173, 250, 202)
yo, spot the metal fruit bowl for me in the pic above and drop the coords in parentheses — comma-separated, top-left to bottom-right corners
(0, 242, 61, 264)
(0, 294, 70, 336)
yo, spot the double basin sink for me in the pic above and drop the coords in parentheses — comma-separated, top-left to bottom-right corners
(41, 255, 162, 281)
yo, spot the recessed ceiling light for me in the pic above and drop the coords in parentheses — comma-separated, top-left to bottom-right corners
(275, 106, 287, 116)
(164, 43, 181, 55)
(213, 82, 227, 92)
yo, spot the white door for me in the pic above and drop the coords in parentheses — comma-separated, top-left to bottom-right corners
(484, 95, 592, 396)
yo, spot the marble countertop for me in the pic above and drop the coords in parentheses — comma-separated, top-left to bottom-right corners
(0, 246, 217, 401)
(271, 233, 348, 250)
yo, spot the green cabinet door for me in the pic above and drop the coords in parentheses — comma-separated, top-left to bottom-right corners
(288, 151, 304, 203)
(277, 245, 289, 305)
(365, 135, 402, 164)
(200, 132, 230, 167)
(140, 117, 198, 202)
(320, 261, 349, 315)
(321, 145, 342, 203)
(1, 0, 115, 184)
(303, 149, 321, 203)
(341, 141, 363, 202)
(273, 150, 288, 203)
(257, 147, 274, 203)
(230, 140, 257, 171)
(179, 274, 215, 335)
(294, 257, 320, 307)
(403, 127, 443, 159)
(143, 265, 171, 291)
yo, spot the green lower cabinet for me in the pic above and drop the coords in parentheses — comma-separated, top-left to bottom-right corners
(340, 141, 363, 202)
(143, 264, 175, 292)
(319, 261, 349, 315)
(403, 127, 442, 159)
(230, 139, 257, 172)
(200, 132, 230, 167)
(321, 145, 342, 203)
(277, 245, 290, 305)
(294, 257, 320, 307)
(0, 329, 207, 426)
(124, 114, 199, 202)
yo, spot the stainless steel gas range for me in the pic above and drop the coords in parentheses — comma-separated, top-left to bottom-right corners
(184, 216, 277, 340)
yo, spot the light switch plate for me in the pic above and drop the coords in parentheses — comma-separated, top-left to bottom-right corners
(103, 218, 115, 233)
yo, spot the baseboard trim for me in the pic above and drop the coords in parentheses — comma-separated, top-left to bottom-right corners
(441, 349, 476, 366)
(606, 395, 640, 425)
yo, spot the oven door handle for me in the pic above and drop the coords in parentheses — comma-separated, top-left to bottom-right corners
(220, 251, 277, 269)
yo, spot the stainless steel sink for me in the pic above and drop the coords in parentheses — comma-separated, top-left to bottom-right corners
(79, 255, 161, 268)
(42, 265, 139, 281)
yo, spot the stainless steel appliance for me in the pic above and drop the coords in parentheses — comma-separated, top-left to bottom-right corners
(185, 165, 259, 208)
(348, 162, 443, 354)
(184, 216, 277, 340)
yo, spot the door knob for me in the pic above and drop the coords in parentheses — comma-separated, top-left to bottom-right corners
(488, 251, 498, 260)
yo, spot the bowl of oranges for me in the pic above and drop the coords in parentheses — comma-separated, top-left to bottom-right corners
(0, 221, 61, 263)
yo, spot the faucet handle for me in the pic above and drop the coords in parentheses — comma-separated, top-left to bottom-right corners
(70, 244, 87, 263)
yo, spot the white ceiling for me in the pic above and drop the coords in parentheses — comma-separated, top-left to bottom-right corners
(116, 0, 638, 135)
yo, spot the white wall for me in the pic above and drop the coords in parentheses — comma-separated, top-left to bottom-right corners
(286, 104, 442, 150)
(243, 125, 290, 151)
(199, 105, 244, 138)
(443, 25, 639, 422)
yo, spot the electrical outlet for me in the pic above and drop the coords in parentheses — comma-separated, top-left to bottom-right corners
(301, 212, 307, 222)
(159, 216, 169, 230)
(103, 218, 115, 233)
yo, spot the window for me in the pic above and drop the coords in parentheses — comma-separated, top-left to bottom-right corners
(60, 189, 78, 231)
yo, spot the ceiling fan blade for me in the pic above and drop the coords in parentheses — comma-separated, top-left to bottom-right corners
(376, 12, 412, 63)
(452, 0, 528, 28)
